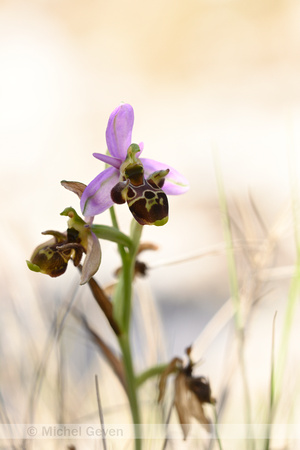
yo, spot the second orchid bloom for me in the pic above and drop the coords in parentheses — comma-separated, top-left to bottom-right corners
(80, 103, 189, 225)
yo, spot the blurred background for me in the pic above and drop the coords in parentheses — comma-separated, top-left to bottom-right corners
(1, 0, 300, 448)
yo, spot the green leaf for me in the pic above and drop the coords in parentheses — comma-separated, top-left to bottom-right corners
(91, 225, 132, 249)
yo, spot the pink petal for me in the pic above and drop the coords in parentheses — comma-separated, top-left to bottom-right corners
(141, 158, 189, 195)
(93, 152, 122, 169)
(106, 103, 134, 159)
(80, 167, 119, 217)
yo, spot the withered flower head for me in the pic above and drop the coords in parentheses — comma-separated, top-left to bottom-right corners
(27, 228, 83, 278)
(27, 207, 101, 285)
(158, 347, 215, 440)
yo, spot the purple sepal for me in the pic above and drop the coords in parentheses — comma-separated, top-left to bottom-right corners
(80, 167, 119, 217)
(141, 158, 189, 195)
(105, 103, 134, 159)
(93, 153, 122, 169)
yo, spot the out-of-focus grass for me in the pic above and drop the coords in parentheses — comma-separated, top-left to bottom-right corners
(1, 177, 300, 449)
(214, 148, 254, 450)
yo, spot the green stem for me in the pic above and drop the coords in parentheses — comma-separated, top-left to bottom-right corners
(119, 250, 132, 332)
(109, 206, 127, 261)
(130, 219, 143, 255)
(111, 216, 143, 333)
(110, 207, 131, 330)
(110, 208, 143, 449)
(119, 334, 142, 449)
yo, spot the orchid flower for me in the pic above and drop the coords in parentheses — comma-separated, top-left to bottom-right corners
(27, 207, 101, 285)
(80, 103, 189, 225)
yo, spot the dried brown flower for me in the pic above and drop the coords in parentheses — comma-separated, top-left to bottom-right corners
(158, 348, 215, 440)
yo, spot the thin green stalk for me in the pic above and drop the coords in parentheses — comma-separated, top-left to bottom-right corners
(264, 312, 277, 450)
(95, 375, 107, 450)
(273, 124, 300, 407)
(274, 262, 300, 402)
(212, 404, 224, 450)
(213, 153, 242, 331)
(136, 363, 168, 388)
(161, 398, 174, 450)
(213, 149, 254, 449)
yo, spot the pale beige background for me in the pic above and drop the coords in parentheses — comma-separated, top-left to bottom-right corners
(1, 2, 300, 445)
(1, 0, 299, 292)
